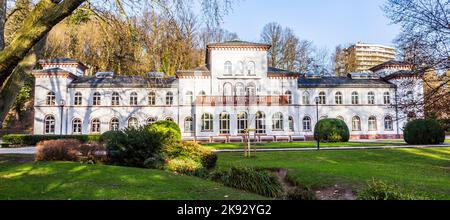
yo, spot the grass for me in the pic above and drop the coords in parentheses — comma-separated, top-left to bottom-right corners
(0, 156, 265, 200)
(216, 147, 450, 200)
(204, 141, 406, 150)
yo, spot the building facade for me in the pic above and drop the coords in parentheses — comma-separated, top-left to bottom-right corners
(345, 43, 397, 72)
(33, 41, 421, 142)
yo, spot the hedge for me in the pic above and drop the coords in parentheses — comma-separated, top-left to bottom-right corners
(2, 134, 102, 146)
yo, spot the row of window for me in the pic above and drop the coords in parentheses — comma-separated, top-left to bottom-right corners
(45, 90, 404, 107)
(43, 114, 395, 135)
(224, 61, 256, 76)
(303, 91, 392, 105)
(46, 91, 208, 106)
(43, 115, 174, 134)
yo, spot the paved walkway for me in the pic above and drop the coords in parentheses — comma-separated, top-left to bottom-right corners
(0, 147, 36, 155)
(213, 143, 450, 153)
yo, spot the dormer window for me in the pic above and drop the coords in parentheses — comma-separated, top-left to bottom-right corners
(224, 61, 232, 76)
(247, 61, 256, 76)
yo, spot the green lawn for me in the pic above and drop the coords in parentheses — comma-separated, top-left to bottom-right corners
(204, 141, 406, 150)
(0, 158, 264, 200)
(217, 147, 450, 199)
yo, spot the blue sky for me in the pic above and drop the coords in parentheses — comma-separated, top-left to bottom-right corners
(219, 0, 401, 50)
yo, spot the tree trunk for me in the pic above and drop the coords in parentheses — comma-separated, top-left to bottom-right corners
(0, 0, 6, 51)
(0, 0, 85, 89)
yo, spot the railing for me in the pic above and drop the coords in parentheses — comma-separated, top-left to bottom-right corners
(196, 96, 289, 106)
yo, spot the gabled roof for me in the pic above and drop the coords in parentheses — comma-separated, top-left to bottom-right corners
(370, 60, 414, 72)
(298, 77, 395, 88)
(69, 76, 177, 88)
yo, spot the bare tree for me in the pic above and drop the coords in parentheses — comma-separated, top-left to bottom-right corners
(260, 22, 283, 68)
(384, 0, 450, 119)
(0, 0, 5, 50)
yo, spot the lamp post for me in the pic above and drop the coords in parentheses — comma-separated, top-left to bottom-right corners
(314, 97, 320, 150)
(60, 99, 65, 135)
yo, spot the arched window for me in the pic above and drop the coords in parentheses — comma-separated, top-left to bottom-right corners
(147, 117, 156, 125)
(335, 92, 343, 105)
(235, 83, 245, 96)
(112, 92, 120, 106)
(223, 83, 233, 96)
(224, 61, 232, 76)
(302, 92, 310, 105)
(337, 116, 345, 121)
(368, 92, 375, 105)
(368, 116, 377, 131)
(288, 116, 294, 132)
(199, 91, 206, 96)
(220, 112, 230, 134)
(44, 115, 56, 134)
(91, 118, 101, 134)
(93, 92, 101, 106)
(46, 92, 56, 106)
(110, 118, 119, 131)
(246, 83, 256, 96)
(318, 92, 326, 105)
(237, 112, 248, 134)
(165, 117, 174, 122)
(128, 117, 138, 128)
(247, 61, 256, 76)
(303, 117, 311, 131)
(72, 118, 82, 134)
(74, 92, 82, 106)
(351, 92, 359, 105)
(130, 92, 138, 106)
(201, 113, 213, 132)
(185, 91, 193, 105)
(148, 91, 156, 106)
(166, 92, 174, 106)
(272, 112, 284, 131)
(285, 91, 293, 104)
(184, 117, 194, 133)
(256, 112, 266, 134)
(384, 92, 391, 105)
(352, 116, 361, 131)
(384, 116, 393, 131)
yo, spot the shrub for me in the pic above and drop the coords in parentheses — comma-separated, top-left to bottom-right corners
(103, 121, 183, 168)
(147, 120, 182, 145)
(35, 139, 81, 162)
(211, 167, 283, 198)
(404, 119, 445, 145)
(103, 127, 164, 168)
(283, 187, 317, 200)
(77, 142, 107, 164)
(161, 141, 217, 174)
(2, 134, 101, 146)
(357, 179, 418, 200)
(314, 119, 350, 142)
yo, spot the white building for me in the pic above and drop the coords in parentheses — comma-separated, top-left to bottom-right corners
(33, 41, 422, 142)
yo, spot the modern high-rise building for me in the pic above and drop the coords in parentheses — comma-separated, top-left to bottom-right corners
(343, 43, 397, 73)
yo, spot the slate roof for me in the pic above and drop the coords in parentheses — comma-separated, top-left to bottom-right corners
(69, 76, 178, 88)
(298, 77, 395, 88)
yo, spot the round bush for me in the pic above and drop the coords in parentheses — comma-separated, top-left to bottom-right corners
(404, 119, 445, 145)
(147, 120, 181, 145)
(314, 119, 350, 142)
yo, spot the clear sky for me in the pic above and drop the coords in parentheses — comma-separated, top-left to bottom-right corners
(219, 0, 401, 51)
